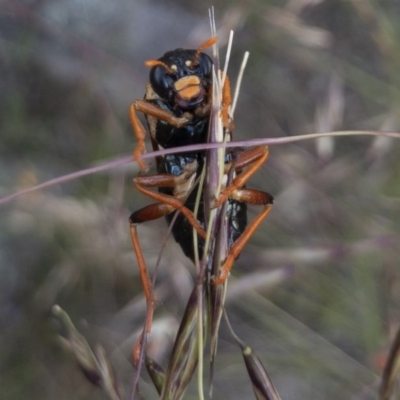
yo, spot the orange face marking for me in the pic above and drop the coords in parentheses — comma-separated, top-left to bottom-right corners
(174, 76, 201, 99)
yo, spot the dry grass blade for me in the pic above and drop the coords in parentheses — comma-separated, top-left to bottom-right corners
(145, 356, 165, 395)
(380, 325, 400, 400)
(199, 15, 231, 394)
(96, 346, 125, 400)
(224, 309, 282, 400)
(52, 305, 122, 400)
(160, 285, 207, 400)
(241, 346, 282, 400)
(208, 177, 230, 391)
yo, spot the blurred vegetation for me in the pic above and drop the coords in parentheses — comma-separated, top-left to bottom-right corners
(1, 0, 400, 399)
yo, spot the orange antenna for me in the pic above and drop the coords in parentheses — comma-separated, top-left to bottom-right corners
(144, 60, 175, 74)
(193, 36, 218, 66)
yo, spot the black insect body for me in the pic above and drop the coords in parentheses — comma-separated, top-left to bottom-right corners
(129, 37, 273, 299)
(139, 45, 250, 265)
(128, 38, 273, 364)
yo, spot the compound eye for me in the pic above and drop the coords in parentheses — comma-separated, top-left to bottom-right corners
(197, 53, 213, 79)
(150, 65, 174, 99)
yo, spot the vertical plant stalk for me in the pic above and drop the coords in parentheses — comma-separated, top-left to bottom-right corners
(204, 13, 233, 395)
(160, 284, 207, 400)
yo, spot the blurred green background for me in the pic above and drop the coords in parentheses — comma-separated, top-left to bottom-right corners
(1, 0, 400, 399)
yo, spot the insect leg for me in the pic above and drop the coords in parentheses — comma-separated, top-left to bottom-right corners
(130, 100, 191, 171)
(213, 146, 269, 208)
(130, 202, 174, 302)
(221, 75, 234, 131)
(129, 220, 155, 365)
(129, 104, 148, 171)
(212, 199, 273, 285)
(129, 171, 210, 361)
(212, 146, 273, 284)
(133, 174, 207, 239)
(130, 201, 184, 364)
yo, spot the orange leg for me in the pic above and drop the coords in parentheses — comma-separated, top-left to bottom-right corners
(213, 146, 269, 208)
(212, 146, 273, 284)
(221, 75, 234, 132)
(130, 222, 155, 365)
(129, 172, 207, 363)
(212, 204, 273, 285)
(130, 200, 192, 365)
(132, 174, 207, 239)
(129, 100, 192, 171)
(129, 104, 148, 172)
(235, 145, 269, 169)
(129, 202, 178, 302)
